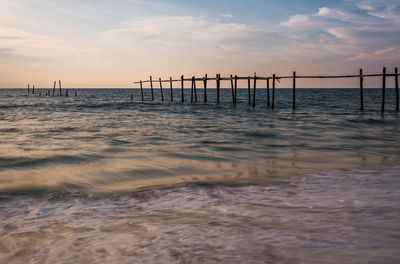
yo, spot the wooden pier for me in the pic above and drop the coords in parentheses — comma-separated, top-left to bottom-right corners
(134, 67, 400, 112)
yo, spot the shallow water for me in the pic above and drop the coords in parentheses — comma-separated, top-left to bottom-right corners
(1, 88, 400, 263)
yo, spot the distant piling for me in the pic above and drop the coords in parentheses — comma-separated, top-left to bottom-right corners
(292, 71, 296, 110)
(181, 75, 184, 102)
(59, 80, 62, 96)
(204, 74, 208, 103)
(252, 73, 256, 107)
(272, 74, 276, 109)
(150, 76, 154, 101)
(395, 67, 399, 112)
(53, 81, 56, 96)
(382, 67, 386, 113)
(247, 77, 251, 105)
(27, 84, 30, 93)
(234, 75, 238, 104)
(33, 85, 35, 94)
(216, 74, 220, 104)
(266, 78, 270, 107)
(360, 69, 364, 112)
(140, 80, 144, 101)
(170, 77, 173, 102)
(191, 76, 194, 103)
(230, 75, 235, 103)
(159, 77, 164, 102)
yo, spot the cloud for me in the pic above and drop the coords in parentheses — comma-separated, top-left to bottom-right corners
(278, 2, 400, 62)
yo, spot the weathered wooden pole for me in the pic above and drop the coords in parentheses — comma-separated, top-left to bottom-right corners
(170, 77, 173, 102)
(150, 76, 154, 101)
(140, 80, 144, 101)
(32, 85, 35, 94)
(272, 74, 276, 109)
(27, 84, 30, 93)
(230, 75, 235, 103)
(191, 76, 194, 103)
(267, 78, 270, 107)
(53, 81, 56, 96)
(159, 78, 164, 102)
(75, 90, 77, 97)
(194, 77, 197, 102)
(217, 74, 220, 104)
(292, 71, 296, 110)
(234, 75, 238, 104)
(59, 80, 62, 96)
(395, 67, 399, 112)
(181, 75, 184, 102)
(360, 69, 364, 112)
(247, 77, 251, 105)
(204, 74, 208, 103)
(382, 67, 386, 113)
(252, 73, 256, 107)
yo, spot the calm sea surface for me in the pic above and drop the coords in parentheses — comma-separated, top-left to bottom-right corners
(1, 88, 400, 263)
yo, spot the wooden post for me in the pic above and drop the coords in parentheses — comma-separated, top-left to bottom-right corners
(170, 77, 173, 102)
(53, 81, 56, 96)
(247, 77, 251, 105)
(191, 76, 194, 103)
(194, 77, 197, 102)
(292, 71, 296, 110)
(75, 90, 77, 97)
(204, 74, 208, 103)
(33, 85, 35, 94)
(150, 76, 154, 101)
(217, 74, 220, 104)
(181, 75, 184, 102)
(252, 73, 256, 107)
(27, 84, 30, 93)
(267, 78, 270, 107)
(395, 67, 399, 112)
(234, 75, 238, 104)
(59, 80, 62, 96)
(272, 74, 276, 109)
(230, 75, 234, 103)
(140, 80, 144, 101)
(159, 78, 164, 101)
(360, 69, 364, 112)
(382, 67, 386, 113)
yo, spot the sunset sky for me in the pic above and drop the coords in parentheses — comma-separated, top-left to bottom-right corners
(0, 0, 399, 88)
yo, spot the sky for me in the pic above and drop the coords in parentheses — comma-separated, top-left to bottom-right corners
(0, 0, 399, 88)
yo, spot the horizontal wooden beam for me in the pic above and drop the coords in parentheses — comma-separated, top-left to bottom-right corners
(133, 72, 400, 84)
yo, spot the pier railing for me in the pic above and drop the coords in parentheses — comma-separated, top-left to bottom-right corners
(133, 67, 399, 112)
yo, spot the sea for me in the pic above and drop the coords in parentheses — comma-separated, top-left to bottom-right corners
(0, 88, 399, 263)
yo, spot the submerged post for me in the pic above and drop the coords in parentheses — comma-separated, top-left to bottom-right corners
(159, 77, 164, 102)
(293, 71, 296, 110)
(170, 77, 173, 102)
(27, 84, 30, 93)
(194, 77, 197, 102)
(360, 69, 364, 112)
(191, 76, 194, 102)
(59, 80, 62, 96)
(204, 74, 208, 103)
(230, 75, 235, 103)
(53, 81, 56, 96)
(140, 80, 144, 101)
(234, 75, 238, 104)
(217, 74, 220, 104)
(247, 77, 251, 105)
(267, 78, 270, 107)
(382, 67, 386, 113)
(395, 67, 399, 112)
(181, 75, 184, 102)
(33, 85, 35, 94)
(150, 76, 154, 101)
(252, 73, 256, 107)
(272, 74, 276, 109)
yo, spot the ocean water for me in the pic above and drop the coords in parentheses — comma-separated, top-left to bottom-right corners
(0, 88, 399, 263)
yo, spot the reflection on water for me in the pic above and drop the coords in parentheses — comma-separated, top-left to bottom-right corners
(0, 88, 400, 263)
